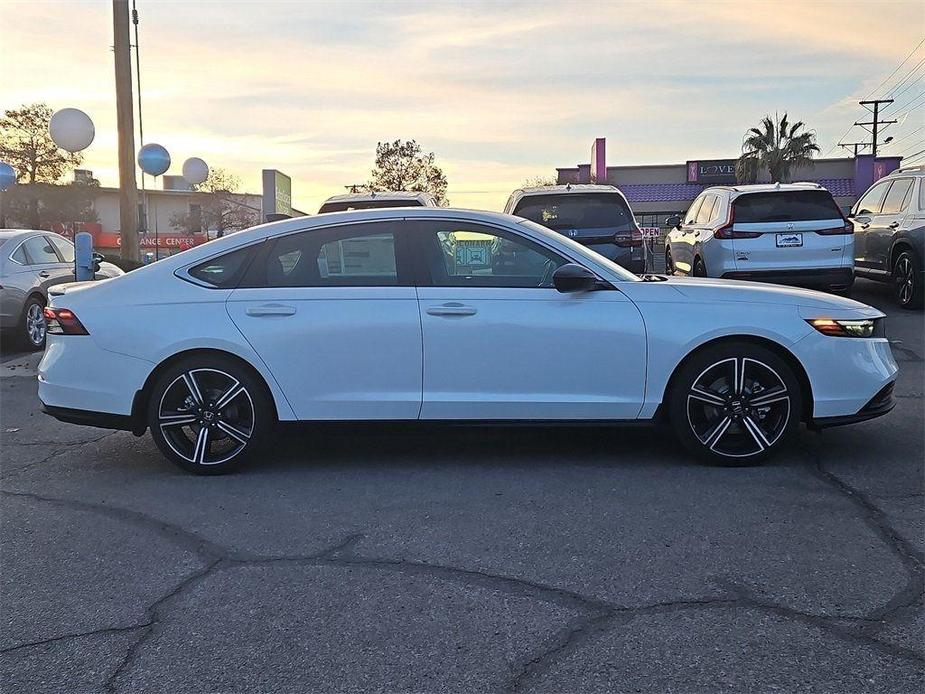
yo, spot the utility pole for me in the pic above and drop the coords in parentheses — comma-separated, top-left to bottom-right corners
(838, 142, 870, 157)
(113, 0, 140, 261)
(855, 99, 897, 159)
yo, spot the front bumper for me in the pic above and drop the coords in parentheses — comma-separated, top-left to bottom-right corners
(809, 380, 896, 429)
(721, 267, 854, 289)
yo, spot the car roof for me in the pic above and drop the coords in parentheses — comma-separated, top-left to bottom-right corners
(885, 164, 925, 177)
(702, 182, 827, 195)
(321, 191, 434, 204)
(0, 229, 46, 241)
(514, 184, 621, 197)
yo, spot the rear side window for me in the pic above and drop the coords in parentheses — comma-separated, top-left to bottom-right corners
(188, 246, 255, 288)
(733, 191, 842, 223)
(854, 181, 890, 215)
(48, 235, 75, 263)
(696, 195, 717, 224)
(512, 193, 635, 231)
(11, 245, 27, 264)
(22, 235, 62, 264)
(318, 199, 422, 213)
(880, 179, 914, 215)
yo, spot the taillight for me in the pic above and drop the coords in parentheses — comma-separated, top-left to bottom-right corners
(615, 229, 643, 247)
(816, 223, 853, 235)
(43, 307, 89, 335)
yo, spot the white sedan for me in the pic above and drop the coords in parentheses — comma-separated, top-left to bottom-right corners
(38, 208, 897, 473)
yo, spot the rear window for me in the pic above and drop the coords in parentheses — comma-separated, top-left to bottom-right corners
(512, 193, 635, 231)
(318, 199, 422, 213)
(188, 246, 254, 287)
(733, 191, 842, 223)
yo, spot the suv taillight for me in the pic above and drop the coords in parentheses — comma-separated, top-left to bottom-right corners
(43, 307, 89, 335)
(615, 228, 643, 247)
(713, 207, 761, 240)
(816, 223, 854, 235)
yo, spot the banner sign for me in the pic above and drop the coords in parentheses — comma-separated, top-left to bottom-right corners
(687, 159, 737, 185)
(262, 169, 292, 219)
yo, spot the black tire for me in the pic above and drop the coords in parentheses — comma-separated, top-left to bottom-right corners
(19, 295, 47, 351)
(147, 354, 273, 474)
(665, 247, 675, 275)
(668, 342, 802, 466)
(693, 257, 707, 277)
(892, 250, 924, 310)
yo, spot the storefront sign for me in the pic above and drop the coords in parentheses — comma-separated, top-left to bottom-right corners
(262, 169, 292, 219)
(687, 159, 737, 185)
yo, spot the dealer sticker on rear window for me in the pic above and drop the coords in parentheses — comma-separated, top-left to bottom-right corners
(776, 233, 803, 247)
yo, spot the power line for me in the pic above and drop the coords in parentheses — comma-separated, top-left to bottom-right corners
(887, 56, 925, 98)
(895, 140, 925, 156)
(893, 90, 925, 116)
(884, 125, 925, 149)
(900, 147, 925, 163)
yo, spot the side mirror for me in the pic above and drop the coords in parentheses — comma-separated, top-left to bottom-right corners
(846, 210, 855, 219)
(553, 263, 598, 293)
(666, 215, 682, 229)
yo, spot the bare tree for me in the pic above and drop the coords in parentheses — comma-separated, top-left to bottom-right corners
(521, 175, 557, 188)
(368, 140, 448, 205)
(170, 168, 258, 236)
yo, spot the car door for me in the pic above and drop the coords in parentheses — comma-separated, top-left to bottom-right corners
(0, 242, 39, 327)
(226, 220, 423, 420)
(867, 178, 914, 271)
(672, 195, 705, 274)
(851, 180, 891, 270)
(413, 219, 647, 420)
(21, 234, 73, 291)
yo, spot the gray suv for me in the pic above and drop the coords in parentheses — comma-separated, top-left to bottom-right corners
(0, 230, 123, 350)
(503, 184, 644, 273)
(850, 165, 925, 309)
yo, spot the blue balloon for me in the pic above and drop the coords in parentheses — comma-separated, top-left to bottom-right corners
(137, 143, 171, 176)
(0, 162, 15, 192)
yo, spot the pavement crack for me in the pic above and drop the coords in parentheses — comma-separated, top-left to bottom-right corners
(0, 623, 151, 655)
(1, 431, 119, 476)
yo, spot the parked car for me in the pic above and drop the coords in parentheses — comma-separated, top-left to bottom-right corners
(318, 191, 437, 213)
(0, 230, 123, 350)
(503, 184, 644, 274)
(38, 208, 896, 473)
(850, 165, 924, 309)
(665, 183, 853, 294)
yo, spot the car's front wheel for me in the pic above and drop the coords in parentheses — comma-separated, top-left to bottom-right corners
(893, 250, 923, 309)
(668, 343, 802, 465)
(148, 355, 272, 474)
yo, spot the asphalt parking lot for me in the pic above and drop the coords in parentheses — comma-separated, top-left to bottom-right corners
(1, 278, 922, 694)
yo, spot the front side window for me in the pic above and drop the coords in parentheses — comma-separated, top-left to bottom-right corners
(512, 193, 635, 231)
(734, 190, 843, 222)
(22, 235, 63, 264)
(422, 223, 566, 288)
(48, 235, 75, 263)
(188, 245, 255, 288)
(880, 179, 914, 215)
(684, 196, 705, 225)
(855, 181, 890, 215)
(264, 222, 400, 287)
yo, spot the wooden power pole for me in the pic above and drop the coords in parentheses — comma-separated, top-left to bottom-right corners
(112, 0, 140, 261)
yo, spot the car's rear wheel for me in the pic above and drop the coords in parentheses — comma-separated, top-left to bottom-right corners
(893, 250, 923, 309)
(148, 355, 272, 474)
(665, 247, 675, 275)
(20, 296, 47, 351)
(668, 343, 802, 466)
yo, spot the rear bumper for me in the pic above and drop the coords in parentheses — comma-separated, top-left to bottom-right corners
(40, 403, 137, 432)
(809, 380, 896, 429)
(721, 267, 854, 289)
(582, 241, 644, 273)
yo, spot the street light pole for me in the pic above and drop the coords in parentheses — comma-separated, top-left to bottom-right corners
(112, 0, 140, 261)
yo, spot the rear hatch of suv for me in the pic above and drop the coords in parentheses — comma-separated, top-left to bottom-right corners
(511, 192, 638, 245)
(729, 189, 851, 271)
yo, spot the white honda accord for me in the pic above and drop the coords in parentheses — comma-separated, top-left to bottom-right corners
(38, 208, 897, 473)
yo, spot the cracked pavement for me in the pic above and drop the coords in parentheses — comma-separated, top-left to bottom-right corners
(1, 279, 923, 693)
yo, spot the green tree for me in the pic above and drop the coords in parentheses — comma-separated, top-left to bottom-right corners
(368, 139, 448, 205)
(169, 167, 257, 236)
(3, 180, 99, 229)
(0, 103, 84, 227)
(736, 113, 820, 184)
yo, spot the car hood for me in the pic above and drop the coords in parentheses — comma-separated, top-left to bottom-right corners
(655, 276, 883, 316)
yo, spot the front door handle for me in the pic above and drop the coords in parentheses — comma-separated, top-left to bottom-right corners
(889, 221, 900, 229)
(245, 304, 296, 317)
(38, 271, 50, 278)
(860, 223, 870, 230)
(426, 303, 477, 317)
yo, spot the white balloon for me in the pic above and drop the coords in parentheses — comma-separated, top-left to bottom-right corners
(182, 157, 209, 185)
(49, 108, 95, 152)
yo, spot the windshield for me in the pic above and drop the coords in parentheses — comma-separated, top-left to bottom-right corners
(517, 219, 640, 281)
(733, 191, 843, 222)
(513, 193, 635, 231)
(318, 199, 422, 213)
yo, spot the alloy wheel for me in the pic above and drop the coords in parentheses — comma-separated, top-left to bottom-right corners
(894, 255, 915, 306)
(157, 368, 255, 465)
(686, 357, 790, 458)
(26, 303, 46, 346)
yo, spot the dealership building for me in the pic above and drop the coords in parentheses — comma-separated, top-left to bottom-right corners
(556, 138, 903, 228)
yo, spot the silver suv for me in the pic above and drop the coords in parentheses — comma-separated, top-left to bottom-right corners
(850, 165, 924, 309)
(665, 183, 853, 293)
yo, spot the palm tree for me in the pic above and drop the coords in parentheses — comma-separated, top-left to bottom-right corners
(735, 113, 820, 184)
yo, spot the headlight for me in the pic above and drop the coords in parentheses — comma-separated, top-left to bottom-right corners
(807, 318, 878, 338)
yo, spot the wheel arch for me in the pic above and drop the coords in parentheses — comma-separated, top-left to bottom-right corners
(890, 239, 917, 269)
(660, 335, 814, 423)
(130, 348, 281, 435)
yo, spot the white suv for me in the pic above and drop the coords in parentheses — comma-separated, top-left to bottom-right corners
(318, 191, 437, 213)
(665, 183, 853, 293)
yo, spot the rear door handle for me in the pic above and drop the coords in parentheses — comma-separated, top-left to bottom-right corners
(38, 271, 50, 278)
(426, 303, 477, 317)
(889, 221, 900, 229)
(245, 304, 296, 317)
(860, 223, 870, 230)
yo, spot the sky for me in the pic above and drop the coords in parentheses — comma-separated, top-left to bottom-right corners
(2, 0, 924, 213)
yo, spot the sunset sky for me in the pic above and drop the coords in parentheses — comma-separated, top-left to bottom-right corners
(2, 0, 924, 212)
